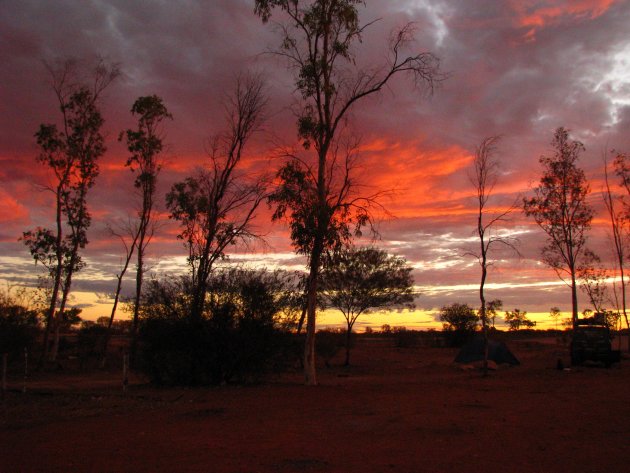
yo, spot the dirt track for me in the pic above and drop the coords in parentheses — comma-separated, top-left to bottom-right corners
(2, 337, 629, 472)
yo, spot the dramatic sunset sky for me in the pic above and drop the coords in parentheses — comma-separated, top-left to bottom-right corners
(2, 0, 630, 330)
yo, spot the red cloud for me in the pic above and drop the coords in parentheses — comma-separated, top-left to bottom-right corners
(359, 139, 475, 218)
(0, 189, 29, 224)
(511, 0, 619, 40)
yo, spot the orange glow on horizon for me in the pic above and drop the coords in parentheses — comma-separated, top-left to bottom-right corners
(71, 287, 569, 331)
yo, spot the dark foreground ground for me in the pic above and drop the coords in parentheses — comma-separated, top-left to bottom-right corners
(2, 336, 629, 473)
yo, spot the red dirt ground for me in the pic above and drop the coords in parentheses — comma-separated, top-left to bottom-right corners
(2, 337, 629, 473)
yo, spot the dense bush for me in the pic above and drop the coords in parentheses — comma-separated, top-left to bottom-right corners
(0, 302, 40, 361)
(439, 303, 479, 347)
(137, 269, 301, 385)
(139, 311, 292, 385)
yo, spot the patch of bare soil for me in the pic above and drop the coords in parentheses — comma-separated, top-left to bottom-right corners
(2, 337, 629, 473)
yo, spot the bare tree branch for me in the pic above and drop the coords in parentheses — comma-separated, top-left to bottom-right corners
(167, 73, 269, 320)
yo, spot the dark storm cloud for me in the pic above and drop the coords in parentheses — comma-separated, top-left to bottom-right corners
(0, 0, 280, 158)
(379, 0, 627, 152)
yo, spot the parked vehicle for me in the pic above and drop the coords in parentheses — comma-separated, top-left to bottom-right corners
(570, 316, 621, 367)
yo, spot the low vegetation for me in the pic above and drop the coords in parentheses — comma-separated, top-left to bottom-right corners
(135, 269, 301, 385)
(0, 289, 41, 361)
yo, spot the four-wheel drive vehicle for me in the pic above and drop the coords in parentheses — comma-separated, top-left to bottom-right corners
(570, 318, 621, 367)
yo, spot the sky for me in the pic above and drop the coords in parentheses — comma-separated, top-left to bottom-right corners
(2, 0, 630, 330)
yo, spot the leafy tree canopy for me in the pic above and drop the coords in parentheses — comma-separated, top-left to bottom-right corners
(504, 309, 535, 331)
(320, 246, 415, 325)
(439, 303, 478, 333)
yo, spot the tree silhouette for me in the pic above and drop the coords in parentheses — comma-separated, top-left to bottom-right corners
(486, 299, 503, 329)
(578, 252, 609, 314)
(136, 269, 300, 385)
(504, 308, 535, 331)
(524, 127, 593, 329)
(549, 306, 562, 330)
(21, 58, 119, 362)
(469, 136, 518, 374)
(119, 95, 172, 365)
(99, 223, 134, 367)
(166, 74, 267, 320)
(439, 303, 478, 346)
(255, 0, 442, 385)
(610, 151, 630, 348)
(320, 246, 415, 365)
(0, 287, 41, 361)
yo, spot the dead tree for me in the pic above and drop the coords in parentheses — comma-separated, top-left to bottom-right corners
(469, 136, 518, 375)
(166, 74, 268, 320)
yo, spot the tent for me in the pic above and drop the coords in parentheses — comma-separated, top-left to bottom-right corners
(454, 336, 520, 366)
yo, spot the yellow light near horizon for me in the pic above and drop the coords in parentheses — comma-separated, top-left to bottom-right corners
(48, 289, 574, 332)
(317, 308, 572, 332)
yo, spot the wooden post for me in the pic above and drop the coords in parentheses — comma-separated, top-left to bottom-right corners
(122, 353, 129, 393)
(2, 353, 7, 401)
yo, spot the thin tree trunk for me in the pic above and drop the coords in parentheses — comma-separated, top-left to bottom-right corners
(131, 209, 150, 366)
(602, 159, 628, 350)
(101, 286, 122, 368)
(304, 236, 324, 386)
(130, 242, 143, 367)
(296, 304, 307, 335)
(41, 275, 61, 366)
(50, 263, 74, 362)
(571, 271, 579, 329)
(50, 291, 67, 362)
(478, 197, 489, 377)
(52, 178, 90, 362)
(296, 279, 309, 334)
(615, 243, 629, 352)
(301, 131, 330, 385)
(40, 192, 65, 366)
(190, 223, 216, 321)
(618, 268, 630, 352)
(344, 320, 353, 367)
(480, 259, 488, 377)
(50, 230, 82, 362)
(191, 257, 211, 321)
(101, 253, 132, 368)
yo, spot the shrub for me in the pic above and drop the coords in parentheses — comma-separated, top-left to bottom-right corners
(439, 303, 478, 347)
(504, 308, 536, 331)
(0, 303, 40, 361)
(393, 327, 419, 348)
(136, 270, 301, 385)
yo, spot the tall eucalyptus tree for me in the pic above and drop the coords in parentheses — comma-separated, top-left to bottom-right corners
(524, 127, 593, 328)
(22, 58, 119, 362)
(255, 0, 443, 384)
